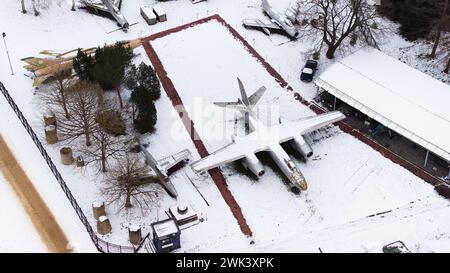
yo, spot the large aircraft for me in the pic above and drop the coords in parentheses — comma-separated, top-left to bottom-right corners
(191, 78, 345, 193)
(243, 0, 300, 39)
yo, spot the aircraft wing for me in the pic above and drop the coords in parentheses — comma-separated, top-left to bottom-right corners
(242, 19, 281, 30)
(156, 149, 191, 174)
(191, 136, 270, 173)
(278, 111, 346, 143)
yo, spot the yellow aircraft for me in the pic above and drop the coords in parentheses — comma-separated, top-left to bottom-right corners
(21, 38, 142, 87)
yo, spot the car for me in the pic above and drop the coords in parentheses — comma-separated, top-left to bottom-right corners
(300, 60, 318, 82)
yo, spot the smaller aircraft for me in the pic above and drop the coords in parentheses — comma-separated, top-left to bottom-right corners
(136, 134, 191, 198)
(80, 0, 129, 30)
(243, 0, 300, 39)
(21, 39, 142, 87)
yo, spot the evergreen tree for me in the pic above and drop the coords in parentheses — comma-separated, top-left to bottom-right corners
(90, 42, 134, 108)
(125, 62, 161, 101)
(134, 100, 157, 134)
(130, 85, 153, 108)
(378, 0, 448, 41)
(91, 42, 134, 90)
(136, 62, 161, 101)
(126, 62, 161, 133)
(73, 49, 95, 81)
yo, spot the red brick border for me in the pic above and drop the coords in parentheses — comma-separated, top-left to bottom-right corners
(142, 16, 253, 237)
(142, 14, 448, 233)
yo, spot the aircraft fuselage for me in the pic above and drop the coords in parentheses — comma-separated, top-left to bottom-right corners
(241, 113, 308, 191)
(262, 0, 299, 39)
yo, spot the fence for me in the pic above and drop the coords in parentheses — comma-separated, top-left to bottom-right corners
(0, 81, 154, 253)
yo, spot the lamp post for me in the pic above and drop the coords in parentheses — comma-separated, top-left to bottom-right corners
(2, 32, 14, 75)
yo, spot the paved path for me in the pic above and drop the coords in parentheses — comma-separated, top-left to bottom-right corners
(0, 135, 72, 252)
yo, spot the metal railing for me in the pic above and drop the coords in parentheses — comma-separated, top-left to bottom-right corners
(0, 81, 154, 253)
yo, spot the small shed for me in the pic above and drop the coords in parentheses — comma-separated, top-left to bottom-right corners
(151, 218, 180, 253)
(140, 6, 157, 25)
(153, 5, 167, 22)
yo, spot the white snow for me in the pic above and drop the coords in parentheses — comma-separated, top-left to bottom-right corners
(0, 173, 47, 252)
(0, 0, 449, 252)
(129, 224, 140, 232)
(302, 68, 313, 74)
(92, 201, 104, 208)
(152, 5, 165, 17)
(316, 49, 450, 162)
(150, 18, 450, 252)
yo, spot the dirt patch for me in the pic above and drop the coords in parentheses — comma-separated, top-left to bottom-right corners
(0, 135, 72, 252)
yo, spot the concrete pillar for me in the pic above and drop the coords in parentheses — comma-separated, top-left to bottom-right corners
(128, 224, 142, 245)
(60, 147, 73, 165)
(43, 112, 56, 127)
(45, 125, 58, 144)
(92, 201, 106, 220)
(97, 216, 112, 235)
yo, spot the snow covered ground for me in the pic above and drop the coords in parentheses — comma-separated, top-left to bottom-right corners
(0, 173, 47, 252)
(150, 18, 450, 252)
(0, 0, 449, 252)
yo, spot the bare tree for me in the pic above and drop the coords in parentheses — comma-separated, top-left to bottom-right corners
(80, 124, 127, 173)
(31, 0, 39, 16)
(102, 155, 161, 211)
(297, 0, 382, 59)
(40, 66, 74, 119)
(21, 0, 27, 13)
(71, 0, 76, 11)
(430, 0, 449, 58)
(56, 81, 102, 146)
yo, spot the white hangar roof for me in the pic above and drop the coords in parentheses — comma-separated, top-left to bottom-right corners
(315, 49, 450, 162)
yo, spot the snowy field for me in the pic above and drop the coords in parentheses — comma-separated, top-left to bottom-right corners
(150, 18, 450, 252)
(0, 0, 449, 252)
(0, 173, 47, 252)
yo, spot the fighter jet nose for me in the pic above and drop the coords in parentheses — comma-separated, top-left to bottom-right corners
(300, 181, 308, 191)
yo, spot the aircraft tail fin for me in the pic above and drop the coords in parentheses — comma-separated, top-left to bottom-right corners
(214, 78, 266, 112)
(248, 86, 266, 107)
(237, 77, 250, 106)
